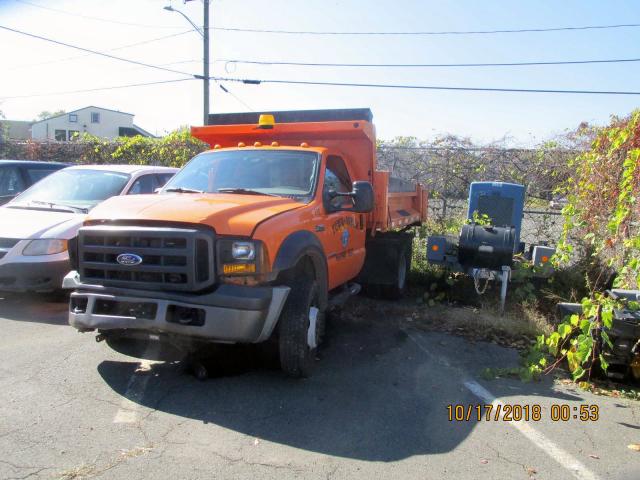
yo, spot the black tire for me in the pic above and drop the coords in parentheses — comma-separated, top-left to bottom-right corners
(278, 275, 324, 378)
(380, 249, 409, 300)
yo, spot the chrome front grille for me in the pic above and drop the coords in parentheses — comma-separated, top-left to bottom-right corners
(78, 226, 214, 291)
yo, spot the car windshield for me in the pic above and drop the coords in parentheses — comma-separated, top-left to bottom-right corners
(163, 150, 319, 200)
(10, 169, 130, 210)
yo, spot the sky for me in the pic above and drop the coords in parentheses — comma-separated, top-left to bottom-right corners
(1, 0, 640, 145)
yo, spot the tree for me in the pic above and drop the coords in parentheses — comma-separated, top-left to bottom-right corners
(36, 110, 66, 121)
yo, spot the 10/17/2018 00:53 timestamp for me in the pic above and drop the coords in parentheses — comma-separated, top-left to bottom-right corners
(447, 404, 599, 422)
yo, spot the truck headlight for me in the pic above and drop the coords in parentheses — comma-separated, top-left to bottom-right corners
(231, 241, 255, 260)
(217, 239, 264, 276)
(22, 239, 68, 256)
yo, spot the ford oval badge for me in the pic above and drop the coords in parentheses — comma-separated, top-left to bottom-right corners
(116, 253, 143, 266)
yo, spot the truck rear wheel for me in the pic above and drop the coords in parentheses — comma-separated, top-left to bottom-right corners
(357, 232, 413, 301)
(278, 276, 324, 378)
(380, 249, 409, 300)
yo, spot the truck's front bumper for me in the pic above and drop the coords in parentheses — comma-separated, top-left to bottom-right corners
(64, 271, 290, 344)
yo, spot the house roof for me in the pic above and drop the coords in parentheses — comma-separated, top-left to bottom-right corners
(32, 106, 134, 124)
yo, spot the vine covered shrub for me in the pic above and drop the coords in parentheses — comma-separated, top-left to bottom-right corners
(556, 110, 640, 290)
(522, 111, 640, 382)
(0, 128, 208, 168)
(78, 128, 207, 167)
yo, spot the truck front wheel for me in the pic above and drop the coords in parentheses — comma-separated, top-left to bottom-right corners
(278, 276, 323, 378)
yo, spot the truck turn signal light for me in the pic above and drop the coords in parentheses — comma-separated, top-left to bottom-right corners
(223, 263, 256, 275)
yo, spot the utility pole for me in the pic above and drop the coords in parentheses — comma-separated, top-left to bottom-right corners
(164, 1, 211, 125)
(203, 0, 210, 125)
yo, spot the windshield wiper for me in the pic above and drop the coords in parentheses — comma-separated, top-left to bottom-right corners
(217, 188, 276, 197)
(10, 200, 88, 213)
(165, 187, 204, 194)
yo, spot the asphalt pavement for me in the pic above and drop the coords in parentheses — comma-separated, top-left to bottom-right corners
(0, 293, 638, 480)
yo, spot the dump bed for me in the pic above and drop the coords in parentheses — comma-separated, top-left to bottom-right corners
(191, 108, 427, 232)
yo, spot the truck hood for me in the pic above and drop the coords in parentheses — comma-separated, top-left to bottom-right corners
(87, 193, 305, 236)
(0, 206, 84, 240)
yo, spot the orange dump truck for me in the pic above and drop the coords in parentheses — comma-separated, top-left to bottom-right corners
(65, 109, 427, 377)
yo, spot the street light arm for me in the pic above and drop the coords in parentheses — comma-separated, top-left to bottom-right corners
(163, 6, 204, 37)
(163, 2, 210, 124)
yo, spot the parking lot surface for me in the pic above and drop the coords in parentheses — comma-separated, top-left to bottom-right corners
(1, 294, 639, 480)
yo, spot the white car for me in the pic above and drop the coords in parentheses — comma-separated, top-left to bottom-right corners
(0, 164, 178, 293)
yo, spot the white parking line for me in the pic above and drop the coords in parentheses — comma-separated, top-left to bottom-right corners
(112, 342, 159, 424)
(463, 380, 600, 480)
(405, 330, 601, 480)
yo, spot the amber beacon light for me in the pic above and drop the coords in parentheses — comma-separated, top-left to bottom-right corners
(258, 114, 275, 129)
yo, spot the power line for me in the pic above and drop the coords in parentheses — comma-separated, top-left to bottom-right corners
(213, 22, 640, 36)
(109, 29, 195, 51)
(220, 56, 640, 69)
(14, 0, 185, 29)
(213, 76, 640, 96)
(0, 25, 198, 78)
(13, 0, 640, 37)
(8, 30, 195, 71)
(217, 83, 254, 111)
(0, 78, 196, 100)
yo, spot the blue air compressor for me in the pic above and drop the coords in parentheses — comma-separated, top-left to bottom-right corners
(427, 182, 554, 312)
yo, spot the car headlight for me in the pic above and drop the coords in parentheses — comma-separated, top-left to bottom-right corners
(217, 239, 263, 276)
(22, 239, 68, 256)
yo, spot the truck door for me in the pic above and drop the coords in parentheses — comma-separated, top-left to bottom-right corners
(321, 155, 366, 289)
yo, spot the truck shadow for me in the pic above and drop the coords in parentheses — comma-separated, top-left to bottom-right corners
(0, 293, 68, 325)
(97, 311, 583, 462)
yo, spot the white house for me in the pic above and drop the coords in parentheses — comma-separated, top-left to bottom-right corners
(30, 106, 154, 141)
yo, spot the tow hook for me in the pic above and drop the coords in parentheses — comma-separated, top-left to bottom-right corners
(95, 333, 106, 343)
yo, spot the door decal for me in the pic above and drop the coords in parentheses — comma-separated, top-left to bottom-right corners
(341, 229, 350, 248)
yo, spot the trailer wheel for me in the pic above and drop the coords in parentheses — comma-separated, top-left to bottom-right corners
(278, 275, 323, 378)
(381, 249, 409, 300)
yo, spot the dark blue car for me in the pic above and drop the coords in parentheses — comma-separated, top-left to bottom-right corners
(0, 160, 68, 206)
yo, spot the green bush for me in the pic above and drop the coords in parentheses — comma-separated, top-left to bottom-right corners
(0, 128, 208, 167)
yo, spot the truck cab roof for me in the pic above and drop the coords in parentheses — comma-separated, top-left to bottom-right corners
(191, 108, 377, 184)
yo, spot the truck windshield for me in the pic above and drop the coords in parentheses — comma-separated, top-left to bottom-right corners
(163, 150, 319, 200)
(9, 169, 130, 211)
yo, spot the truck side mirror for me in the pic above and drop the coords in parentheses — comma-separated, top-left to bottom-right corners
(324, 181, 374, 213)
(351, 181, 374, 213)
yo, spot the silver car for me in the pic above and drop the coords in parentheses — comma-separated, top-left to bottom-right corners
(0, 164, 178, 293)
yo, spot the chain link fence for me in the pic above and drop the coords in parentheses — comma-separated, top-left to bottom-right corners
(378, 145, 576, 245)
(1, 138, 574, 245)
